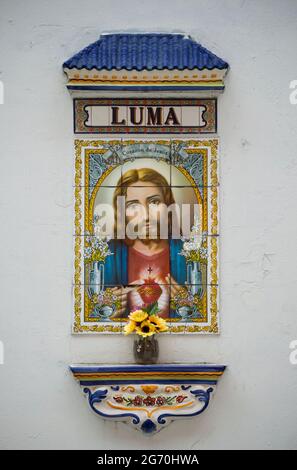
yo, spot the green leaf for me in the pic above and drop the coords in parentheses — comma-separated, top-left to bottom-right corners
(147, 302, 160, 315)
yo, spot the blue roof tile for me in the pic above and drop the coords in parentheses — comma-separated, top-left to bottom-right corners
(63, 33, 228, 71)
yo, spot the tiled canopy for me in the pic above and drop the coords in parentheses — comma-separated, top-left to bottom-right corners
(63, 33, 228, 71)
(63, 33, 229, 91)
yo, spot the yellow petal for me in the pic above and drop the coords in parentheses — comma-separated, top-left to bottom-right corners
(129, 309, 148, 323)
(148, 315, 168, 332)
(123, 320, 136, 335)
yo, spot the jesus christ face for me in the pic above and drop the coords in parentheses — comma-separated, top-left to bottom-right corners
(125, 181, 168, 241)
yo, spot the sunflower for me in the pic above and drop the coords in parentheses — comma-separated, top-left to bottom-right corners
(148, 315, 168, 333)
(129, 309, 148, 323)
(123, 320, 137, 335)
(136, 320, 156, 338)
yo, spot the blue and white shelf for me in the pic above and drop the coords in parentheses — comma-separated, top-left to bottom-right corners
(70, 363, 226, 434)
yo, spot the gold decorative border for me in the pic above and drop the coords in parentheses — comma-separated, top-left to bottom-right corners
(73, 139, 219, 334)
(73, 140, 123, 333)
(64, 67, 227, 84)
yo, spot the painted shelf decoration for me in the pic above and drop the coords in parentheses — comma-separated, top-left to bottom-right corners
(70, 364, 226, 434)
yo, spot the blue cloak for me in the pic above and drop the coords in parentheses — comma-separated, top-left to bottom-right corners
(104, 238, 186, 286)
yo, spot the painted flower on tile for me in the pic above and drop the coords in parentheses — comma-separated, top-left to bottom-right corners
(143, 396, 156, 406)
(113, 394, 188, 407)
(133, 396, 143, 406)
(156, 396, 166, 406)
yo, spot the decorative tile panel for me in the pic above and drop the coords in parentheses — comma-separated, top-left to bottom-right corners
(73, 139, 219, 334)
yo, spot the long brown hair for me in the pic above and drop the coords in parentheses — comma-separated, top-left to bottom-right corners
(113, 168, 175, 244)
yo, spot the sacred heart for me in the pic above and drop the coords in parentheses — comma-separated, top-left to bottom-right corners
(137, 278, 162, 305)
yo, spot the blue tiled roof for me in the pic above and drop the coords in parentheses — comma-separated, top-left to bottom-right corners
(63, 33, 228, 71)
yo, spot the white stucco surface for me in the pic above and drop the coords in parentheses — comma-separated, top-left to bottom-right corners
(0, 0, 297, 449)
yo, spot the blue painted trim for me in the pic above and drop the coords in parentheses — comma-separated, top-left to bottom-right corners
(84, 388, 140, 425)
(67, 85, 225, 91)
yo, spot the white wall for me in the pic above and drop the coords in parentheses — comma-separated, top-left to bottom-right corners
(0, 0, 297, 450)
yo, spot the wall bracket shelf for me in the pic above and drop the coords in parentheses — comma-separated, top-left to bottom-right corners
(70, 363, 226, 434)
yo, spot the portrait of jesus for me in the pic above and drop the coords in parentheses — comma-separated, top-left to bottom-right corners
(102, 167, 188, 319)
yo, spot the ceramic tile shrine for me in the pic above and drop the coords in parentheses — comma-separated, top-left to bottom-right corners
(64, 32, 228, 433)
